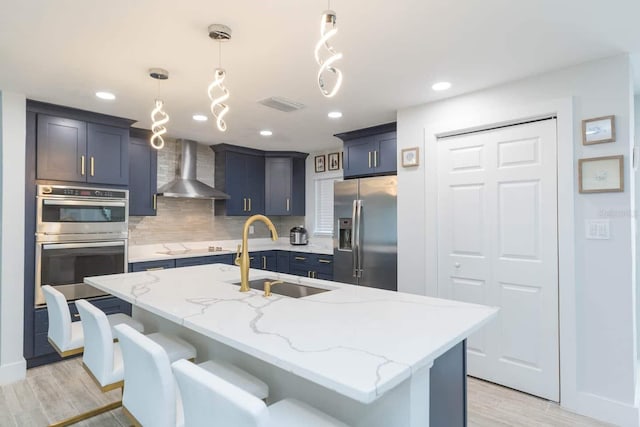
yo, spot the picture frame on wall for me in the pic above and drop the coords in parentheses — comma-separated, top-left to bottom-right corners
(328, 152, 340, 171)
(315, 155, 326, 173)
(578, 155, 624, 193)
(582, 115, 615, 145)
(401, 147, 420, 167)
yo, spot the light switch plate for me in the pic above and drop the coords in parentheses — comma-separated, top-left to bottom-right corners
(585, 219, 610, 239)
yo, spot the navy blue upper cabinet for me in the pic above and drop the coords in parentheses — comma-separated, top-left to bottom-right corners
(31, 101, 134, 186)
(36, 114, 87, 182)
(87, 123, 129, 185)
(335, 122, 397, 178)
(213, 144, 265, 216)
(264, 153, 307, 216)
(129, 129, 158, 216)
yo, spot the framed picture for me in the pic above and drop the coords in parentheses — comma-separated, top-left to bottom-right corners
(578, 155, 624, 193)
(315, 155, 326, 173)
(401, 147, 420, 167)
(328, 152, 340, 171)
(582, 115, 615, 145)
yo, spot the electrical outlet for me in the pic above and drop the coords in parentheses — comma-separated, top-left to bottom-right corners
(585, 219, 610, 239)
(249, 225, 255, 235)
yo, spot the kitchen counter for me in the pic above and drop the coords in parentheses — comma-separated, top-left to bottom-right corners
(86, 264, 496, 426)
(128, 237, 333, 263)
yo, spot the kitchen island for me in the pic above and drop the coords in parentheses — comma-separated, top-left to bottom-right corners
(86, 264, 497, 426)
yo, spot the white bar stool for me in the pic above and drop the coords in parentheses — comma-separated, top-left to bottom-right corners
(172, 359, 349, 427)
(41, 284, 144, 357)
(115, 324, 269, 427)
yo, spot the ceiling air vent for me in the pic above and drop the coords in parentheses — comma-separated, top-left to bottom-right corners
(258, 97, 306, 113)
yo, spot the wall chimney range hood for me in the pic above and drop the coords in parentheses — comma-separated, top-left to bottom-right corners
(157, 139, 230, 199)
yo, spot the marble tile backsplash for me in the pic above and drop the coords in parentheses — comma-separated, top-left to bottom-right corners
(128, 138, 305, 245)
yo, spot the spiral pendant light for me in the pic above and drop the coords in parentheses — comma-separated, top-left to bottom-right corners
(149, 68, 170, 150)
(207, 24, 232, 132)
(314, 6, 343, 98)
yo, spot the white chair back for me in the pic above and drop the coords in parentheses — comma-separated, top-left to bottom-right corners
(172, 359, 269, 427)
(114, 323, 177, 427)
(76, 299, 115, 387)
(41, 285, 73, 351)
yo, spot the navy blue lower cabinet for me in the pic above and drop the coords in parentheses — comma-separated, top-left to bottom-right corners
(288, 252, 334, 280)
(175, 254, 235, 267)
(276, 251, 290, 274)
(129, 259, 176, 272)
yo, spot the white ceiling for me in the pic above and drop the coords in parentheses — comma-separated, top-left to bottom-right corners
(1, 0, 640, 152)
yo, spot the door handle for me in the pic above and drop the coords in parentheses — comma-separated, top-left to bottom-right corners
(262, 256, 266, 269)
(368, 151, 372, 168)
(81, 155, 86, 176)
(248, 198, 252, 212)
(90, 157, 95, 177)
(153, 194, 157, 211)
(318, 259, 332, 264)
(286, 198, 290, 212)
(294, 256, 306, 261)
(243, 198, 247, 212)
(352, 200, 358, 277)
(356, 199, 363, 275)
(374, 151, 378, 168)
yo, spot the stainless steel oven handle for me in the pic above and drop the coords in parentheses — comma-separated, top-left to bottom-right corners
(42, 241, 125, 250)
(42, 199, 126, 207)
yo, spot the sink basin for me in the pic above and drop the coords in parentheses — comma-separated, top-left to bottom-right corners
(231, 279, 331, 298)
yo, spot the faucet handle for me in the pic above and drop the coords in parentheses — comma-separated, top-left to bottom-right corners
(234, 244, 241, 266)
(263, 280, 284, 297)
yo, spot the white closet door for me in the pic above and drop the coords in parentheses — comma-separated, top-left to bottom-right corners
(437, 119, 559, 401)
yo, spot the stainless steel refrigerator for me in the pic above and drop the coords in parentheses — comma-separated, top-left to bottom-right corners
(333, 175, 397, 291)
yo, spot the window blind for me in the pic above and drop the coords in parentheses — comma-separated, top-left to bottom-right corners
(314, 177, 340, 235)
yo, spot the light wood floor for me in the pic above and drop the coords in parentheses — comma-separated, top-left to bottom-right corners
(0, 358, 613, 426)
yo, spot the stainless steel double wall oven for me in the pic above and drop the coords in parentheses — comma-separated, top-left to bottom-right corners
(34, 184, 128, 306)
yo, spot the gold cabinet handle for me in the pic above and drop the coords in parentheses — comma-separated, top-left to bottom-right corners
(73, 313, 80, 318)
(262, 256, 266, 269)
(318, 259, 332, 264)
(307, 271, 311, 278)
(295, 256, 306, 261)
(90, 157, 95, 177)
(248, 198, 252, 212)
(146, 267, 165, 271)
(153, 194, 157, 210)
(81, 155, 86, 176)
(243, 198, 247, 212)
(374, 151, 378, 168)
(286, 198, 290, 212)
(368, 151, 372, 168)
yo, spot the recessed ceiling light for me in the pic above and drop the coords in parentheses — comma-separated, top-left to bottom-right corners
(95, 91, 116, 100)
(192, 114, 208, 122)
(260, 130, 273, 137)
(328, 111, 343, 119)
(431, 82, 452, 91)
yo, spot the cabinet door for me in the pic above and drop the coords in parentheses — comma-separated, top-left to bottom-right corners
(224, 152, 249, 215)
(129, 137, 158, 216)
(258, 251, 277, 271)
(265, 157, 292, 216)
(276, 251, 290, 274)
(344, 137, 375, 178)
(374, 132, 397, 175)
(291, 157, 306, 215)
(36, 114, 87, 182)
(246, 154, 265, 215)
(87, 123, 129, 185)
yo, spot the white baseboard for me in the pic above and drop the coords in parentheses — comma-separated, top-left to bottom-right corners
(0, 359, 26, 385)
(563, 390, 639, 427)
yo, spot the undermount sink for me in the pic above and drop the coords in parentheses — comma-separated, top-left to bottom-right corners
(231, 279, 331, 299)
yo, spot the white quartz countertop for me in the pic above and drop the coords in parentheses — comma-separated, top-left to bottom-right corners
(86, 264, 497, 403)
(128, 237, 333, 263)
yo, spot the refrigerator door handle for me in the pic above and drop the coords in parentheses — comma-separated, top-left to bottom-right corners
(352, 199, 358, 277)
(356, 199, 363, 278)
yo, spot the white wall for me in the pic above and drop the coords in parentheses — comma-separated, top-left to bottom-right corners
(398, 55, 638, 426)
(0, 91, 26, 384)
